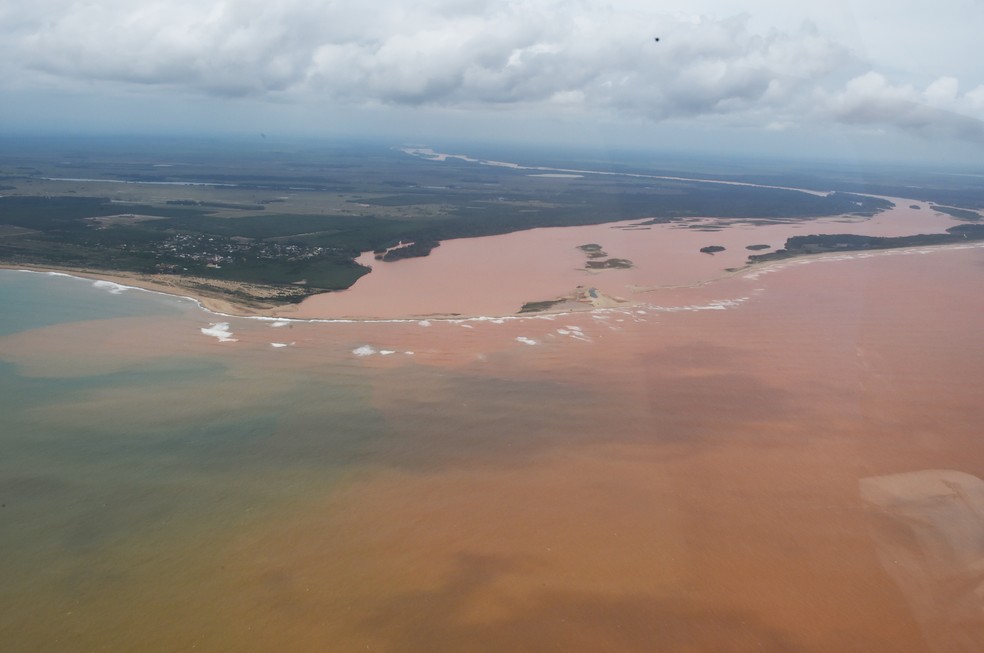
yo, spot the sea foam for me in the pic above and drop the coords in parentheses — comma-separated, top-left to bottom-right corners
(201, 322, 237, 342)
(93, 280, 128, 294)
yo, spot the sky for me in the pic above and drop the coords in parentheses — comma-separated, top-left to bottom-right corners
(1, 0, 983, 163)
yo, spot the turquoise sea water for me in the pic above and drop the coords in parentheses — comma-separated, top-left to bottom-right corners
(0, 272, 181, 337)
(0, 270, 596, 651)
(6, 249, 983, 651)
(0, 272, 398, 649)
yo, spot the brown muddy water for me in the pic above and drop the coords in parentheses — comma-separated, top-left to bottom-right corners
(1, 235, 983, 650)
(283, 199, 962, 319)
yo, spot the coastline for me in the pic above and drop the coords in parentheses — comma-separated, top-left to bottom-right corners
(0, 262, 606, 322)
(5, 206, 984, 653)
(0, 263, 287, 318)
(4, 240, 982, 323)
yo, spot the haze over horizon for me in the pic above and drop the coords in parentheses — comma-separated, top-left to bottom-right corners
(2, 0, 983, 165)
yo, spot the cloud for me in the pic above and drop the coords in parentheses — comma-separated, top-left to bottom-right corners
(820, 72, 984, 144)
(14, 0, 327, 96)
(1, 0, 981, 146)
(4, 2, 844, 109)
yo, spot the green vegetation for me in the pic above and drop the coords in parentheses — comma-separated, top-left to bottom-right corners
(380, 240, 440, 261)
(166, 200, 267, 211)
(577, 243, 608, 258)
(577, 244, 608, 260)
(931, 205, 981, 221)
(585, 258, 633, 269)
(748, 224, 984, 263)
(1, 136, 977, 307)
(577, 243, 632, 268)
(519, 298, 566, 313)
(0, 196, 370, 298)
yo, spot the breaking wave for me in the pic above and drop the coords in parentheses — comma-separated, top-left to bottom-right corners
(201, 322, 237, 342)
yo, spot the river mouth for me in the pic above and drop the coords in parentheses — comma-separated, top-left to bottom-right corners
(2, 200, 983, 652)
(282, 197, 964, 320)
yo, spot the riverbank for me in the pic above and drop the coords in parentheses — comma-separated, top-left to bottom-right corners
(6, 238, 984, 323)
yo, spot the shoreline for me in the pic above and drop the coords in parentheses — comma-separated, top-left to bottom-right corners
(4, 240, 982, 323)
(0, 262, 609, 323)
(0, 263, 287, 318)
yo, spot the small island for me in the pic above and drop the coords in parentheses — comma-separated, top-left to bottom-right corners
(518, 298, 566, 313)
(745, 244, 771, 251)
(700, 245, 726, 254)
(585, 258, 633, 269)
(577, 244, 633, 270)
(577, 243, 608, 258)
(518, 286, 628, 313)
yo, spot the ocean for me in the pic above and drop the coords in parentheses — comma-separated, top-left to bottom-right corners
(2, 242, 983, 651)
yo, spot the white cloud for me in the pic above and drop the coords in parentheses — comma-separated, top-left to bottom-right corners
(969, 86, 984, 112)
(1, 1, 845, 111)
(924, 76, 960, 108)
(0, 0, 981, 148)
(820, 72, 984, 144)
